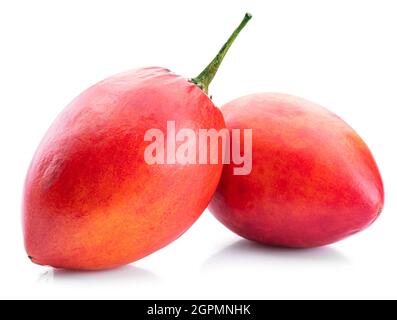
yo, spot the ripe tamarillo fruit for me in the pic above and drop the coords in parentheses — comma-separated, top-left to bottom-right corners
(209, 93, 384, 248)
(23, 14, 252, 270)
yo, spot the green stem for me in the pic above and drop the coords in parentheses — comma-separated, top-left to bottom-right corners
(191, 13, 252, 94)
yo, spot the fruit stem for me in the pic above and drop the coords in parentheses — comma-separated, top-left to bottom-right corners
(191, 13, 252, 94)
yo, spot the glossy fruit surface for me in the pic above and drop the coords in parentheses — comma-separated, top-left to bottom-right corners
(23, 67, 224, 270)
(209, 93, 384, 248)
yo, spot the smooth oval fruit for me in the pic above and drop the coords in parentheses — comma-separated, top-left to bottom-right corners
(23, 67, 224, 270)
(209, 93, 384, 248)
(23, 14, 252, 270)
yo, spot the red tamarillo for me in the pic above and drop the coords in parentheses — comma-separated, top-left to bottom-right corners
(23, 14, 252, 270)
(210, 93, 384, 247)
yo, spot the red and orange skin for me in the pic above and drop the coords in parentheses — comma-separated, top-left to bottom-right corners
(23, 14, 252, 270)
(23, 68, 225, 270)
(210, 93, 384, 248)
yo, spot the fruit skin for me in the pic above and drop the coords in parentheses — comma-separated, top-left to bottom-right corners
(23, 67, 225, 270)
(209, 93, 384, 248)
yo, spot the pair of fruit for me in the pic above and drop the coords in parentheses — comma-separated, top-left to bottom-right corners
(23, 14, 384, 270)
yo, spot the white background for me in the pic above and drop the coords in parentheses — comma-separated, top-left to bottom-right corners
(1, 0, 396, 300)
